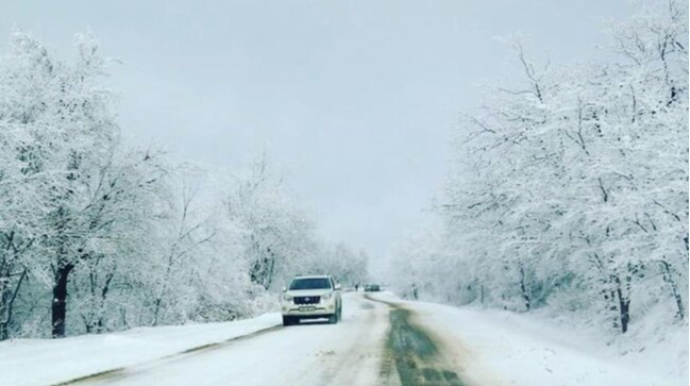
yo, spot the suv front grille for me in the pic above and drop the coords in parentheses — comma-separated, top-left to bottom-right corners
(294, 296, 320, 305)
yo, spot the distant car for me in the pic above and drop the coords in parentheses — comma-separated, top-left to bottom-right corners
(364, 284, 381, 292)
(281, 275, 343, 326)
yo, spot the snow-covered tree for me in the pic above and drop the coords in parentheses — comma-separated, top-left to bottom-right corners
(0, 30, 372, 340)
(0, 32, 176, 337)
(224, 157, 316, 291)
(389, 0, 688, 335)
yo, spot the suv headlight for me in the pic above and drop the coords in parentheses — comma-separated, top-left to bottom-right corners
(321, 293, 333, 301)
(283, 294, 293, 302)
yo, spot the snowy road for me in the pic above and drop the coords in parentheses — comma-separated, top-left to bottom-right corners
(5, 292, 677, 386)
(62, 292, 457, 386)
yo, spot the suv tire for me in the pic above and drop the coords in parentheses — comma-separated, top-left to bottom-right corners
(282, 316, 294, 326)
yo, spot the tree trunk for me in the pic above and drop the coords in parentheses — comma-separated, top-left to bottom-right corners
(264, 249, 275, 290)
(0, 286, 9, 340)
(613, 276, 630, 334)
(0, 231, 16, 340)
(0, 268, 27, 340)
(95, 272, 115, 333)
(52, 262, 75, 338)
(519, 264, 531, 311)
(660, 260, 685, 321)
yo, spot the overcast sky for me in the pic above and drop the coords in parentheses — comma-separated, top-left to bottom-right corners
(1, 0, 632, 260)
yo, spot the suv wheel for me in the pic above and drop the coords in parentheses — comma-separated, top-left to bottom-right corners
(328, 313, 338, 324)
(282, 316, 293, 326)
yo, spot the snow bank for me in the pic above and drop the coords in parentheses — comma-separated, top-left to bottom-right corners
(617, 303, 689, 384)
(0, 313, 281, 386)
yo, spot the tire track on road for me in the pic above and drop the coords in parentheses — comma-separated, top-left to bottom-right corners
(366, 296, 468, 386)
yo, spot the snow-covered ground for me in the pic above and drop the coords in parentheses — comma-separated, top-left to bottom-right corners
(1, 292, 685, 386)
(0, 313, 282, 386)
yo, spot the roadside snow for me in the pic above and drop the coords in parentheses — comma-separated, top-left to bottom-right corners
(617, 304, 689, 384)
(0, 313, 281, 386)
(375, 293, 686, 386)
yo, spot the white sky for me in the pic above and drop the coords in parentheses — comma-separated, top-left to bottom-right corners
(1, 0, 632, 260)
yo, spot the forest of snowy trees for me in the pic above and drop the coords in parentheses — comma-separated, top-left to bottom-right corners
(0, 32, 368, 339)
(389, 1, 688, 335)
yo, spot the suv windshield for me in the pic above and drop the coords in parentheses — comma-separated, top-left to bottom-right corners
(289, 278, 332, 290)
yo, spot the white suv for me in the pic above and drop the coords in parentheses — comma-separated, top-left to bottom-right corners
(281, 275, 342, 326)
